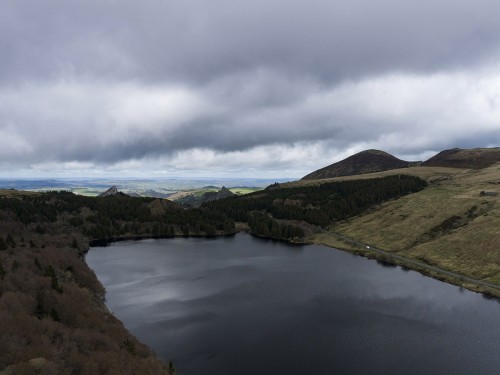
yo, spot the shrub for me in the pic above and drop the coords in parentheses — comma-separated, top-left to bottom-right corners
(0, 237, 7, 251)
(6, 234, 16, 248)
(50, 308, 61, 322)
(34, 257, 42, 272)
(0, 263, 6, 280)
(11, 260, 19, 272)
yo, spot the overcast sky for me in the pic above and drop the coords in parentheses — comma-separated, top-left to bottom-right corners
(2, 0, 500, 178)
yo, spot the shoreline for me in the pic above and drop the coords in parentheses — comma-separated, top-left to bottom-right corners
(310, 230, 500, 301)
(87, 231, 238, 249)
(88, 229, 500, 300)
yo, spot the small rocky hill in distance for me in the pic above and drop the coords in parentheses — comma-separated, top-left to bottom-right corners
(200, 186, 235, 204)
(98, 186, 119, 197)
(302, 149, 416, 180)
(422, 147, 500, 169)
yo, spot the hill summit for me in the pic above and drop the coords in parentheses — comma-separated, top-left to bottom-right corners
(98, 186, 119, 197)
(302, 150, 414, 180)
(422, 147, 500, 169)
(201, 186, 235, 203)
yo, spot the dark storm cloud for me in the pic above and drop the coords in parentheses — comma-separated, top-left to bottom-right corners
(4, 0, 500, 84)
(1, 0, 500, 175)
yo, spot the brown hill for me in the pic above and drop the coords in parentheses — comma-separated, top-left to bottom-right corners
(422, 147, 500, 169)
(302, 149, 414, 180)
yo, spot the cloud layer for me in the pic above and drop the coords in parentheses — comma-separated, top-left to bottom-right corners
(2, 0, 500, 177)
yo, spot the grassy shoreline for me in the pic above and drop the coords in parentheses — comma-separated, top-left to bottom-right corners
(276, 164, 500, 299)
(310, 230, 500, 299)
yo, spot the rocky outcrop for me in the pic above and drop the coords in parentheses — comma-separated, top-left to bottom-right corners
(201, 187, 235, 203)
(98, 186, 119, 197)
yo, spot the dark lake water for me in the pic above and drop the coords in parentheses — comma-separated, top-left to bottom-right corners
(86, 233, 500, 375)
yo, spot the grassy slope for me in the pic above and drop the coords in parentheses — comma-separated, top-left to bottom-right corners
(290, 164, 500, 289)
(423, 147, 500, 168)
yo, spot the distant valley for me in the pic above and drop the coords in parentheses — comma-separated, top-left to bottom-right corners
(0, 177, 282, 205)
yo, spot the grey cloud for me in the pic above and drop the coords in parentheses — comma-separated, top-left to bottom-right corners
(3, 0, 500, 85)
(2, 69, 499, 168)
(2, 0, 500, 175)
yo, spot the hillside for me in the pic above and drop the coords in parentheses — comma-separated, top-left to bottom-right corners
(169, 186, 260, 207)
(422, 147, 500, 169)
(0, 199, 170, 373)
(278, 145, 500, 296)
(303, 163, 500, 296)
(302, 149, 415, 180)
(204, 175, 427, 240)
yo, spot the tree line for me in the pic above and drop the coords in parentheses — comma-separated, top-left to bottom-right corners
(0, 174, 427, 244)
(0, 191, 236, 245)
(205, 174, 428, 230)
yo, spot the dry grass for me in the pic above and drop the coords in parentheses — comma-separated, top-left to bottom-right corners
(0, 189, 40, 198)
(280, 165, 466, 188)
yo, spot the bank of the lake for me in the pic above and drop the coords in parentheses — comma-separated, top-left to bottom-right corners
(87, 233, 500, 375)
(88, 225, 500, 300)
(311, 229, 500, 299)
(0, 240, 170, 374)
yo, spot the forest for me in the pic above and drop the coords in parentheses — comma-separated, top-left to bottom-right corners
(0, 191, 236, 246)
(0, 174, 427, 245)
(205, 174, 428, 235)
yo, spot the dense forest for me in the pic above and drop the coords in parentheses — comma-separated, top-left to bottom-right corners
(205, 174, 428, 231)
(0, 174, 427, 247)
(0, 191, 236, 246)
(0, 194, 174, 374)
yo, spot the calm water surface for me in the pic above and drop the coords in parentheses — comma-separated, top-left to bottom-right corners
(87, 233, 500, 374)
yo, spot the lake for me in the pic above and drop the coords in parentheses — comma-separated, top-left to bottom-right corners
(86, 233, 500, 374)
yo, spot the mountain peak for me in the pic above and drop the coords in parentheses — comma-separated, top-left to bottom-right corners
(422, 147, 500, 169)
(201, 187, 235, 204)
(98, 186, 119, 197)
(302, 150, 414, 180)
(364, 149, 391, 155)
